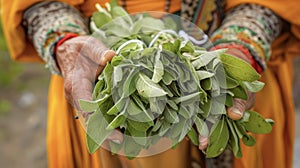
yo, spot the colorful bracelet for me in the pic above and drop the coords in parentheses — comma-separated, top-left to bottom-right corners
(53, 33, 79, 72)
(213, 43, 263, 74)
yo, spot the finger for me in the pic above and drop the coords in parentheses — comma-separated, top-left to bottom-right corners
(226, 48, 251, 63)
(83, 37, 116, 65)
(227, 98, 247, 120)
(95, 65, 105, 81)
(94, 51, 115, 82)
(198, 135, 209, 150)
(72, 76, 93, 108)
(107, 129, 124, 144)
(99, 50, 116, 66)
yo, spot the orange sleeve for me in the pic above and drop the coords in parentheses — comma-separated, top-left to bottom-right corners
(0, 0, 85, 63)
(1, 0, 180, 63)
(226, 0, 300, 39)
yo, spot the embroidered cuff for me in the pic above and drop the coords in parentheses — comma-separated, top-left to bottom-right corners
(210, 4, 282, 71)
(23, 1, 89, 75)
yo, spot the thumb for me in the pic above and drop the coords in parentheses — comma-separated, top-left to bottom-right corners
(227, 98, 247, 120)
(82, 36, 116, 66)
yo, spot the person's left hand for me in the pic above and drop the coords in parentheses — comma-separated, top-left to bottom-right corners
(198, 47, 257, 150)
(225, 48, 256, 120)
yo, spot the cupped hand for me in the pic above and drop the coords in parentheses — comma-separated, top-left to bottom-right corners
(198, 48, 257, 150)
(56, 35, 115, 117)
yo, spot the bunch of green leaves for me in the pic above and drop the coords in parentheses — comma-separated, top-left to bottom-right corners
(90, 0, 178, 49)
(80, 38, 209, 158)
(80, 1, 274, 159)
(181, 43, 273, 158)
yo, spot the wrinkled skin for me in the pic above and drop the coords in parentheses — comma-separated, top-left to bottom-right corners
(56, 36, 121, 143)
(56, 36, 115, 110)
(56, 36, 256, 151)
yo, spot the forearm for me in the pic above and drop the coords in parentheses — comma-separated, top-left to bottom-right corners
(22, 1, 89, 74)
(210, 4, 282, 73)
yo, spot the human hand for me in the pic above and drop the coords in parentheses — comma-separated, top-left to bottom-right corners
(56, 36, 115, 118)
(197, 48, 257, 150)
(225, 48, 256, 120)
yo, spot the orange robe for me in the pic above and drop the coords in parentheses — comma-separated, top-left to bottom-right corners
(1, 0, 300, 167)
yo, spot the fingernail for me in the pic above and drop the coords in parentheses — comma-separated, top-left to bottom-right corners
(231, 108, 243, 116)
(112, 139, 121, 144)
(100, 50, 114, 66)
(199, 136, 208, 150)
(200, 137, 208, 144)
(228, 107, 243, 120)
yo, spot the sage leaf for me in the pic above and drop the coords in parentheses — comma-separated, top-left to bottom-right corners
(109, 140, 122, 155)
(106, 113, 126, 130)
(158, 120, 171, 136)
(152, 56, 164, 83)
(192, 49, 225, 69)
(242, 134, 256, 146)
(196, 70, 215, 80)
(187, 127, 199, 146)
(167, 117, 186, 139)
(123, 69, 139, 97)
(164, 107, 180, 124)
(106, 98, 127, 115)
(243, 81, 265, 92)
(149, 97, 166, 114)
(201, 78, 212, 90)
(219, 54, 260, 82)
(226, 118, 242, 158)
(161, 84, 174, 97)
(87, 7, 272, 159)
(167, 99, 178, 110)
(86, 111, 113, 154)
(178, 105, 190, 119)
(124, 135, 143, 159)
(92, 79, 105, 99)
(174, 92, 201, 104)
(230, 85, 248, 100)
(127, 123, 147, 146)
(79, 94, 110, 112)
(206, 116, 229, 158)
(162, 70, 175, 85)
(178, 119, 193, 142)
(194, 116, 209, 137)
(92, 12, 112, 28)
(152, 119, 163, 132)
(127, 118, 153, 132)
(136, 73, 167, 98)
(127, 99, 142, 115)
(241, 111, 273, 134)
(131, 109, 155, 122)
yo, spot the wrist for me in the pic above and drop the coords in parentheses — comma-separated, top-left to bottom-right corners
(23, 1, 89, 75)
(54, 33, 80, 72)
(212, 43, 264, 74)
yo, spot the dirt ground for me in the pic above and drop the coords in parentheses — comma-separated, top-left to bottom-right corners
(0, 53, 299, 168)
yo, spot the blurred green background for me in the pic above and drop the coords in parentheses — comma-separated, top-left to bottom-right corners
(0, 6, 299, 168)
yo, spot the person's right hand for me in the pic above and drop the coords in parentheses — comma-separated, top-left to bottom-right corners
(56, 35, 124, 145)
(56, 35, 115, 117)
